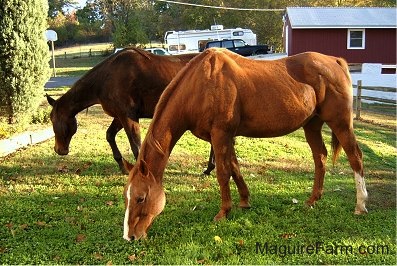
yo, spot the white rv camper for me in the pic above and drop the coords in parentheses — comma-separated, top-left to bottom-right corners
(164, 25, 257, 54)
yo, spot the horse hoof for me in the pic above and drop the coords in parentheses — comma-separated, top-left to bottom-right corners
(354, 207, 368, 215)
(239, 202, 251, 209)
(213, 215, 226, 222)
(305, 199, 316, 207)
(203, 169, 212, 175)
(213, 211, 228, 221)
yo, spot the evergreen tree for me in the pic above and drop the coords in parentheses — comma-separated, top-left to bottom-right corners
(0, 0, 50, 124)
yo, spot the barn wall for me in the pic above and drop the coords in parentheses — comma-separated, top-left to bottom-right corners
(289, 28, 396, 64)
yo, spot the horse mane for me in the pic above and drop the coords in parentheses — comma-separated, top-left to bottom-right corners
(144, 131, 166, 156)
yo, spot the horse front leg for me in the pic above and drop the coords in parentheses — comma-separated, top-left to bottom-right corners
(204, 138, 236, 175)
(211, 132, 235, 221)
(303, 117, 327, 206)
(122, 117, 141, 161)
(106, 119, 128, 174)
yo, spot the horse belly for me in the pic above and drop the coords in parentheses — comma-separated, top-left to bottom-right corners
(237, 115, 310, 138)
(236, 87, 316, 137)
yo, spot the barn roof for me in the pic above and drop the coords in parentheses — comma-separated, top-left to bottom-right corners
(286, 7, 397, 29)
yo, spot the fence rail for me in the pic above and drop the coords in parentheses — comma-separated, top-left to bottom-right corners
(353, 80, 396, 119)
(56, 48, 113, 59)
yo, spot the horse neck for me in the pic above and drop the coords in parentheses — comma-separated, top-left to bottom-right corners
(141, 115, 187, 181)
(57, 81, 99, 117)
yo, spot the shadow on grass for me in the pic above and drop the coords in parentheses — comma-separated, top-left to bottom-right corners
(0, 153, 126, 179)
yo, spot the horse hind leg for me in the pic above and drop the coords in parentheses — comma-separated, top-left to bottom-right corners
(203, 146, 215, 175)
(211, 131, 237, 221)
(303, 117, 327, 206)
(327, 121, 368, 215)
(204, 138, 237, 175)
(106, 119, 128, 174)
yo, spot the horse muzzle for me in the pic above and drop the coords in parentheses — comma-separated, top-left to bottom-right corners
(123, 232, 147, 241)
(54, 145, 69, 155)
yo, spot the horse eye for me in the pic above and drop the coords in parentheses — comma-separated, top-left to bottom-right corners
(136, 196, 145, 204)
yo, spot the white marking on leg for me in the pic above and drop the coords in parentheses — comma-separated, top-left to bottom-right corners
(123, 184, 132, 241)
(354, 172, 368, 214)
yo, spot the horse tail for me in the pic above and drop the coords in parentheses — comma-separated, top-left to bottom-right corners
(331, 57, 350, 165)
(331, 132, 342, 165)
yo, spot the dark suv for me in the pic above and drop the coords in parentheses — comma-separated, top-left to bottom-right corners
(201, 39, 269, 56)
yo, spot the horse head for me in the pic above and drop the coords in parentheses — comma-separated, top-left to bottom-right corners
(46, 94, 77, 155)
(123, 159, 165, 241)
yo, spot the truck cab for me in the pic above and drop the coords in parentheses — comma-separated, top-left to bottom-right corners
(202, 39, 269, 56)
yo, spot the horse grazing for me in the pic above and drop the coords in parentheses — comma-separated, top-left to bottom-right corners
(123, 48, 368, 240)
(46, 48, 214, 174)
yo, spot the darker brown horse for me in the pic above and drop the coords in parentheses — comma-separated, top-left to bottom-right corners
(46, 48, 217, 174)
(123, 49, 368, 240)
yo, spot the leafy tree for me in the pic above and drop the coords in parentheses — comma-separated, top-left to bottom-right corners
(48, 11, 80, 46)
(48, 0, 78, 17)
(0, 0, 50, 124)
(98, 0, 149, 47)
(75, 0, 110, 43)
(76, 0, 103, 26)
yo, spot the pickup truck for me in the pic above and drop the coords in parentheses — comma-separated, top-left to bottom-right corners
(200, 39, 269, 56)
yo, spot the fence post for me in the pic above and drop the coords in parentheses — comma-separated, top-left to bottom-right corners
(355, 80, 362, 120)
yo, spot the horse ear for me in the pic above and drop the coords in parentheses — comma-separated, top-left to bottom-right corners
(138, 160, 150, 178)
(46, 94, 56, 106)
(122, 158, 134, 172)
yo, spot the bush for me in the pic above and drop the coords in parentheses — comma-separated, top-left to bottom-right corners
(0, 0, 50, 125)
(31, 106, 52, 124)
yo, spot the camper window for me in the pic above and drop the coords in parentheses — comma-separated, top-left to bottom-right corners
(233, 31, 244, 36)
(169, 44, 186, 51)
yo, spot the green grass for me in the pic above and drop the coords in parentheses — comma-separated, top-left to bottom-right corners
(53, 56, 105, 77)
(0, 105, 395, 264)
(52, 43, 112, 76)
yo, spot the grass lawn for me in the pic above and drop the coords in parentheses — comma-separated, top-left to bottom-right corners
(0, 103, 395, 264)
(1, 46, 396, 264)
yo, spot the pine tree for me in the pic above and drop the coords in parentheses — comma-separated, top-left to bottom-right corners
(0, 0, 50, 124)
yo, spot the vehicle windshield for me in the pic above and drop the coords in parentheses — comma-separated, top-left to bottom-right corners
(234, 40, 246, 47)
(223, 40, 234, 48)
(207, 41, 221, 48)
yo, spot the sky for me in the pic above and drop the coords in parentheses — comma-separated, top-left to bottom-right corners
(76, 0, 87, 8)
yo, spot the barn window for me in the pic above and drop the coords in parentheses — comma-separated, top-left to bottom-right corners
(347, 29, 365, 49)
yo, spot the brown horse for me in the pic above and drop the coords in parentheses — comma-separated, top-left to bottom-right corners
(46, 48, 216, 174)
(123, 49, 368, 240)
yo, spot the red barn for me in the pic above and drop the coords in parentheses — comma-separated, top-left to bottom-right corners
(283, 7, 396, 66)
